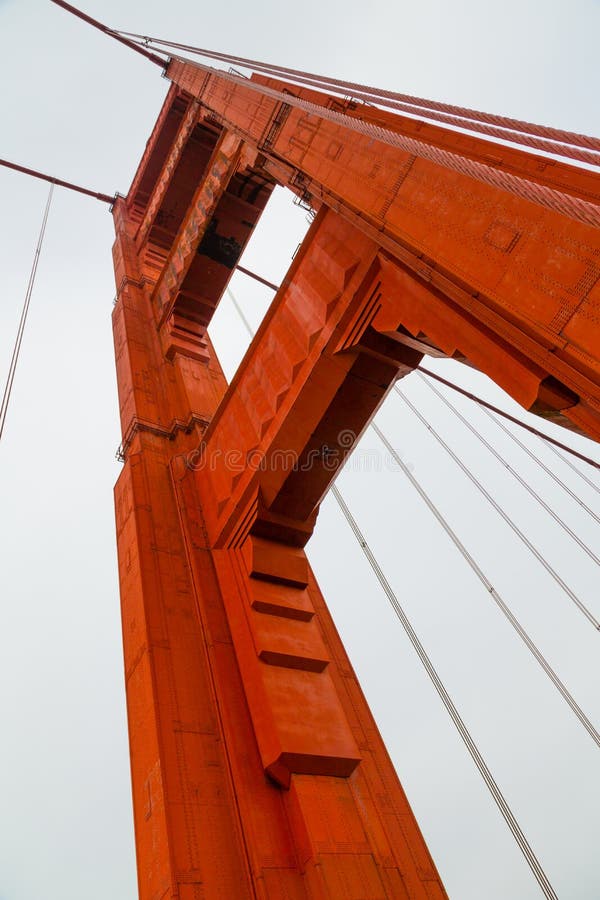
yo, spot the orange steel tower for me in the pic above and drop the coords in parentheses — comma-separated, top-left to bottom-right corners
(110, 51, 600, 899)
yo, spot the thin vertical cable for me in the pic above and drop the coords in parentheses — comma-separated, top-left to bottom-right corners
(0, 183, 54, 443)
(370, 422, 600, 747)
(477, 404, 600, 526)
(417, 372, 600, 564)
(395, 388, 600, 629)
(417, 367, 600, 472)
(544, 441, 600, 498)
(330, 483, 559, 900)
(227, 287, 254, 338)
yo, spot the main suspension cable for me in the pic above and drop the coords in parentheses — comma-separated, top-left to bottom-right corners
(49, 0, 599, 168)
(114, 30, 600, 157)
(330, 483, 560, 900)
(0, 184, 54, 443)
(44, 0, 600, 223)
(395, 387, 600, 629)
(417, 372, 600, 565)
(49, 0, 165, 66)
(0, 157, 114, 204)
(93, 32, 600, 227)
(115, 33, 600, 168)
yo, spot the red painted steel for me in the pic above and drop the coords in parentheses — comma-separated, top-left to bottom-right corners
(111, 59, 600, 899)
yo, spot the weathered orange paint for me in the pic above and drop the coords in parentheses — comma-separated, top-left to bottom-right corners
(112, 60, 600, 899)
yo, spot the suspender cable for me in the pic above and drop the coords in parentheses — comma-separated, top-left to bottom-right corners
(395, 388, 600, 630)
(330, 483, 560, 900)
(417, 367, 600, 472)
(227, 287, 254, 338)
(0, 184, 54, 443)
(477, 405, 600, 526)
(544, 442, 600, 499)
(370, 422, 600, 748)
(417, 373, 600, 564)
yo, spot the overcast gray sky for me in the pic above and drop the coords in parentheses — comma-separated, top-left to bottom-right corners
(1, 1, 599, 898)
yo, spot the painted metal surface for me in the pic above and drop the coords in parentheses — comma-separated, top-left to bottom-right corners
(111, 65, 600, 898)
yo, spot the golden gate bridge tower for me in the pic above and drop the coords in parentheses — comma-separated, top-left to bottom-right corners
(3, 2, 600, 898)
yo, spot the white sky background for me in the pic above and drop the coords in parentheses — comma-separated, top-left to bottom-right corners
(0, 1, 599, 898)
